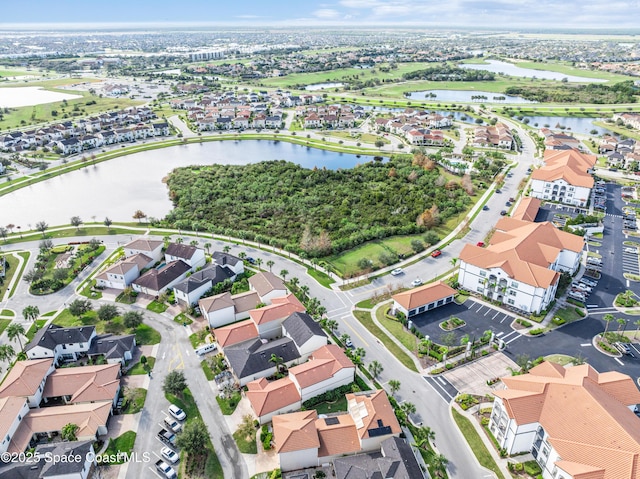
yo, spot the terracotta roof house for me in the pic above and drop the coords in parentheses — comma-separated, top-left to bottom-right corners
(511, 197, 542, 223)
(224, 337, 301, 386)
(132, 260, 191, 296)
(214, 320, 259, 349)
(0, 397, 29, 454)
(334, 436, 424, 479)
(274, 390, 401, 472)
(391, 280, 456, 318)
(247, 344, 355, 424)
(458, 219, 584, 314)
(42, 364, 120, 407)
(249, 271, 287, 304)
(8, 401, 112, 454)
(123, 238, 163, 263)
(95, 253, 153, 290)
(199, 290, 261, 328)
(530, 149, 597, 207)
(249, 294, 306, 339)
(173, 264, 236, 306)
(165, 243, 206, 271)
(26, 324, 96, 364)
(0, 440, 95, 479)
(282, 312, 328, 360)
(0, 359, 55, 407)
(490, 361, 640, 479)
(474, 123, 513, 149)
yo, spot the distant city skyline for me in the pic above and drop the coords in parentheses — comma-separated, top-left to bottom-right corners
(5, 0, 640, 29)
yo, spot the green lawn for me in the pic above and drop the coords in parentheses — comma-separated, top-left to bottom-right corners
(135, 324, 161, 345)
(0, 309, 14, 317)
(201, 360, 215, 381)
(0, 68, 33, 77)
(451, 408, 506, 479)
(376, 307, 417, 353)
(0, 254, 19, 300)
(543, 354, 576, 366)
(0, 318, 10, 336)
(128, 356, 155, 375)
(174, 312, 193, 325)
(53, 309, 160, 344)
(554, 307, 583, 324)
(147, 300, 168, 313)
(122, 388, 147, 414)
(233, 430, 257, 454)
(353, 310, 418, 372)
(307, 268, 335, 288)
(215, 392, 242, 415)
(25, 320, 48, 341)
(313, 396, 348, 415)
(101, 431, 136, 463)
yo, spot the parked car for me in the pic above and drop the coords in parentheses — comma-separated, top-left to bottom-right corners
(505, 201, 512, 207)
(157, 429, 176, 448)
(155, 460, 177, 479)
(411, 278, 423, 287)
(161, 447, 180, 465)
(495, 189, 502, 193)
(500, 210, 507, 216)
(476, 242, 485, 247)
(246, 256, 257, 265)
(345, 338, 353, 348)
(625, 247, 638, 254)
(482, 205, 489, 211)
(431, 250, 442, 258)
(391, 268, 404, 276)
(615, 342, 633, 356)
(580, 278, 597, 287)
(164, 416, 182, 433)
(168, 404, 186, 421)
(509, 197, 515, 202)
(578, 283, 593, 292)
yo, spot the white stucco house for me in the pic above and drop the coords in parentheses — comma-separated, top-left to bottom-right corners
(165, 243, 206, 271)
(123, 238, 163, 263)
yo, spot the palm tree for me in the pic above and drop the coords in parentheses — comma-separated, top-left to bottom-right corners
(270, 353, 284, 374)
(431, 453, 449, 478)
(266, 260, 275, 272)
(340, 333, 351, 346)
(354, 347, 366, 361)
(61, 423, 79, 442)
(300, 285, 310, 300)
(0, 344, 16, 364)
(256, 258, 263, 270)
(326, 319, 338, 333)
(617, 318, 628, 332)
(412, 426, 435, 450)
(6, 323, 25, 351)
(238, 252, 247, 260)
(204, 242, 212, 254)
(22, 305, 40, 322)
(400, 401, 416, 418)
(603, 313, 615, 335)
(369, 360, 383, 379)
(222, 245, 230, 254)
(190, 240, 198, 247)
(289, 277, 299, 291)
(176, 237, 184, 244)
(280, 269, 289, 281)
(450, 257, 458, 268)
(388, 379, 401, 397)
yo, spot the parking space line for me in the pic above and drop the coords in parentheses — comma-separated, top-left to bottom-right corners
(496, 331, 504, 337)
(475, 305, 484, 314)
(615, 357, 624, 366)
(492, 311, 499, 320)
(484, 308, 491, 316)
(580, 343, 592, 347)
(500, 315, 508, 324)
(506, 334, 521, 345)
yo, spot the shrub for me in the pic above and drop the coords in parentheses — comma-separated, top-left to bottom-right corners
(524, 460, 542, 476)
(575, 308, 586, 317)
(530, 328, 544, 335)
(516, 318, 532, 327)
(552, 317, 566, 326)
(480, 417, 489, 426)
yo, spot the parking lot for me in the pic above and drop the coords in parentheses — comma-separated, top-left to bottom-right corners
(622, 247, 640, 276)
(411, 299, 521, 347)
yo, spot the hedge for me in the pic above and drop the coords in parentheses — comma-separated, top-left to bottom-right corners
(530, 328, 545, 335)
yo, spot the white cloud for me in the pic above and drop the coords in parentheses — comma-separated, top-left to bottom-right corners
(313, 8, 341, 18)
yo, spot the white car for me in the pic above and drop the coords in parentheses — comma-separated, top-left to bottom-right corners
(161, 447, 180, 464)
(625, 248, 637, 254)
(345, 338, 353, 348)
(411, 278, 423, 287)
(391, 268, 404, 276)
(168, 404, 186, 421)
(164, 416, 182, 433)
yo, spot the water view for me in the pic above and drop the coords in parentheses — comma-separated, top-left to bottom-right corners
(305, 82, 345, 91)
(0, 140, 377, 227)
(0, 86, 82, 108)
(513, 116, 614, 136)
(407, 89, 535, 104)
(459, 60, 607, 83)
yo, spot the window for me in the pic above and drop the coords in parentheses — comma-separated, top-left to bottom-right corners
(511, 281, 519, 288)
(544, 189, 550, 194)
(479, 271, 486, 277)
(507, 299, 515, 305)
(569, 187, 574, 191)
(509, 290, 517, 296)
(477, 287, 484, 293)
(545, 183, 551, 188)
(478, 278, 485, 284)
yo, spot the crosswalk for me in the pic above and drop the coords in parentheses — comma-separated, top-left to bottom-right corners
(605, 214, 623, 218)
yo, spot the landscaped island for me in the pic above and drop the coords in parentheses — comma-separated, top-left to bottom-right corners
(164, 153, 481, 259)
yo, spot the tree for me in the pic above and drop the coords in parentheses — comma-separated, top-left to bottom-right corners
(432, 453, 449, 478)
(39, 239, 53, 251)
(413, 426, 435, 450)
(280, 269, 289, 281)
(256, 258, 263, 270)
(369, 360, 383, 379)
(204, 242, 212, 254)
(300, 285, 310, 300)
(0, 227, 7, 242)
(237, 414, 257, 441)
(238, 252, 247, 260)
(326, 319, 338, 333)
(104, 217, 113, 231)
(61, 423, 79, 442)
(70, 216, 83, 231)
(97, 304, 119, 322)
(617, 318, 627, 332)
(222, 245, 230, 254)
(266, 260, 275, 272)
(0, 344, 16, 364)
(132, 210, 147, 223)
(22, 305, 40, 321)
(515, 353, 531, 373)
(7, 323, 25, 351)
(289, 277, 299, 291)
(123, 311, 144, 329)
(52, 268, 69, 282)
(400, 401, 416, 417)
(388, 379, 401, 397)
(35, 221, 48, 238)
(175, 418, 209, 454)
(340, 333, 351, 346)
(68, 299, 92, 317)
(190, 240, 198, 247)
(270, 353, 284, 374)
(163, 370, 187, 397)
(603, 313, 615, 335)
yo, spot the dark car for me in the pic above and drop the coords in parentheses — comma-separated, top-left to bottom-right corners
(495, 189, 502, 193)
(482, 205, 489, 211)
(500, 210, 507, 216)
(506, 201, 512, 207)
(246, 257, 256, 265)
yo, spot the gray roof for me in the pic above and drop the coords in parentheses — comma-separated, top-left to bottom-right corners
(88, 333, 136, 360)
(211, 251, 241, 267)
(26, 324, 95, 352)
(165, 243, 199, 260)
(334, 437, 423, 479)
(283, 312, 327, 347)
(133, 260, 191, 291)
(225, 337, 300, 379)
(173, 264, 235, 294)
(0, 440, 93, 479)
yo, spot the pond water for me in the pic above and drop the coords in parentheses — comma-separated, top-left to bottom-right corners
(512, 116, 614, 136)
(459, 60, 607, 83)
(407, 89, 535, 104)
(305, 82, 345, 91)
(0, 140, 378, 228)
(0, 87, 82, 108)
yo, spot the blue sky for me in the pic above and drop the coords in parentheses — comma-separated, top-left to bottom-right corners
(7, 0, 640, 28)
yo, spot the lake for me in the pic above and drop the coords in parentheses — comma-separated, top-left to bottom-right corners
(0, 86, 82, 108)
(459, 60, 607, 83)
(0, 140, 378, 228)
(512, 116, 614, 136)
(407, 89, 535, 104)
(305, 82, 345, 91)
